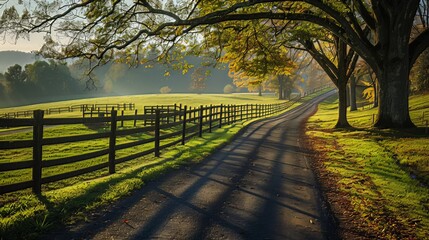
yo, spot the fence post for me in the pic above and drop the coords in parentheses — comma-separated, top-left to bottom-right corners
(182, 106, 187, 145)
(121, 110, 124, 128)
(109, 110, 117, 174)
(219, 104, 223, 128)
(231, 105, 234, 123)
(155, 109, 160, 157)
(224, 105, 227, 124)
(167, 106, 170, 124)
(228, 105, 232, 124)
(209, 105, 213, 133)
(198, 105, 204, 137)
(144, 107, 147, 126)
(233, 105, 237, 122)
(174, 104, 177, 122)
(257, 104, 260, 118)
(133, 109, 138, 127)
(32, 110, 44, 194)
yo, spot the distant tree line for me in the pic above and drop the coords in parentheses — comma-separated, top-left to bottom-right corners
(0, 60, 83, 106)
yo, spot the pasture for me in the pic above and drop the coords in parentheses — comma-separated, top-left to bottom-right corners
(0, 93, 284, 117)
(0, 90, 329, 239)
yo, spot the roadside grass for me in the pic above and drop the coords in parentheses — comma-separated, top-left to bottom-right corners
(306, 93, 429, 239)
(0, 89, 331, 239)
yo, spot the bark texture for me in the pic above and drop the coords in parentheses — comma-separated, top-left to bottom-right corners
(349, 76, 357, 111)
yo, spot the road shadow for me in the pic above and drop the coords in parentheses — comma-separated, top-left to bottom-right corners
(42, 95, 333, 240)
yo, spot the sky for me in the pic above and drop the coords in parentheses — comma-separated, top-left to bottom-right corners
(0, 0, 45, 52)
(0, 32, 45, 52)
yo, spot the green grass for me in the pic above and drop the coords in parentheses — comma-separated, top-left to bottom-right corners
(0, 90, 331, 239)
(0, 93, 284, 117)
(306, 93, 429, 239)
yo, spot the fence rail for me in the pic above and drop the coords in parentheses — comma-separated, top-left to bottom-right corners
(0, 103, 136, 119)
(0, 86, 331, 195)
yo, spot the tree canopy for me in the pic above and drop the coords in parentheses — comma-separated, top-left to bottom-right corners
(2, 0, 429, 128)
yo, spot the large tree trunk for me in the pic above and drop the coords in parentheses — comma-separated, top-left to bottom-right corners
(364, 1, 419, 128)
(375, 64, 414, 128)
(278, 76, 284, 100)
(284, 88, 291, 100)
(373, 19, 415, 128)
(335, 81, 351, 128)
(334, 40, 351, 128)
(349, 75, 357, 111)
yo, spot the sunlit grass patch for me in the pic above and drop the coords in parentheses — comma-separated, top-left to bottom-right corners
(306, 92, 429, 239)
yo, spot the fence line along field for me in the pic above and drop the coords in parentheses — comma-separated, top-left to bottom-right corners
(0, 88, 330, 196)
(0, 93, 291, 118)
(0, 100, 298, 194)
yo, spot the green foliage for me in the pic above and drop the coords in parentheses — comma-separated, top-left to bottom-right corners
(190, 66, 209, 93)
(1, 60, 82, 107)
(4, 64, 27, 88)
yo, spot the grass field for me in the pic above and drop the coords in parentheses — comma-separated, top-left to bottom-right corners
(0, 93, 283, 117)
(0, 93, 295, 189)
(306, 93, 429, 239)
(0, 90, 330, 239)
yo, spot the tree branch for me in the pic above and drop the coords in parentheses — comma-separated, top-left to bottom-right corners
(409, 28, 429, 67)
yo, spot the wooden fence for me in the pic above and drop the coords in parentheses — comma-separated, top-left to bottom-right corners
(0, 103, 136, 119)
(0, 88, 334, 195)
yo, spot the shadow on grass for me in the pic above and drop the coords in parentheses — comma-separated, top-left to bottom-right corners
(1, 126, 234, 239)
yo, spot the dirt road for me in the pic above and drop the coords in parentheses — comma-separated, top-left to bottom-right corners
(45, 91, 336, 240)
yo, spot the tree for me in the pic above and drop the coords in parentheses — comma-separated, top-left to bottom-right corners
(4, 64, 27, 92)
(302, 37, 359, 128)
(223, 84, 235, 94)
(0, 73, 6, 100)
(160, 86, 172, 94)
(229, 71, 266, 96)
(190, 66, 209, 93)
(215, 20, 296, 98)
(349, 75, 357, 111)
(25, 60, 80, 96)
(6, 0, 429, 128)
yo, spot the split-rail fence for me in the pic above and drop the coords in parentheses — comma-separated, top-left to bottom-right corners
(0, 90, 329, 195)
